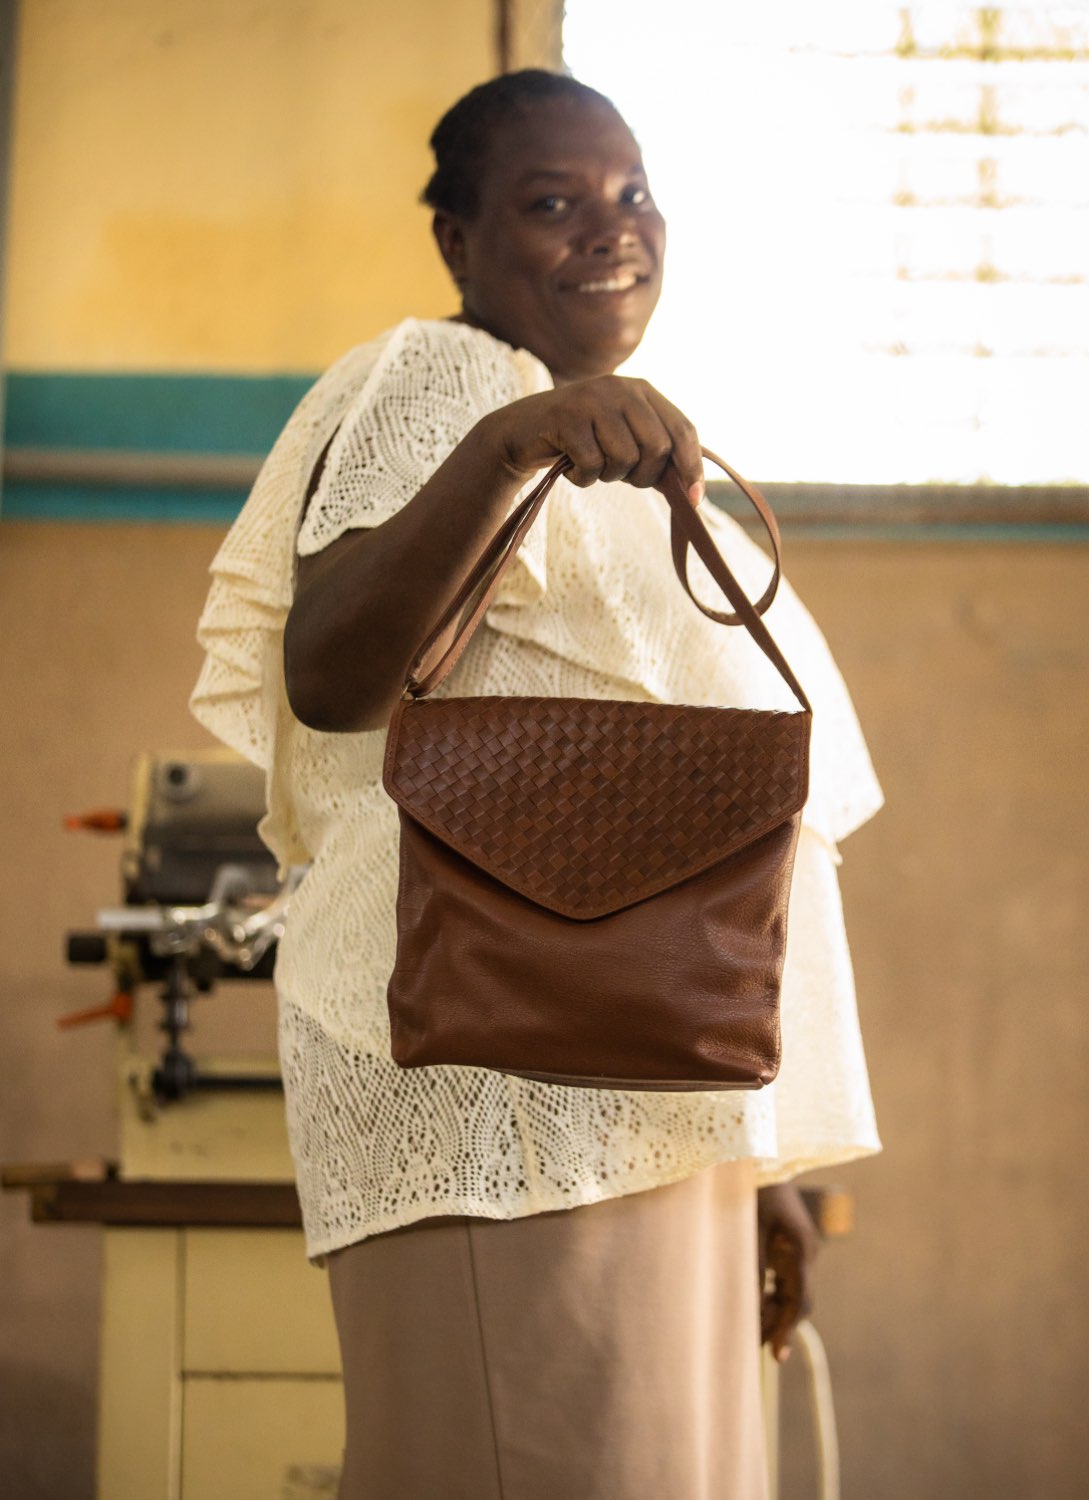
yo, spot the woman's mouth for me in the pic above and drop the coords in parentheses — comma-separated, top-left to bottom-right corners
(569, 270, 644, 294)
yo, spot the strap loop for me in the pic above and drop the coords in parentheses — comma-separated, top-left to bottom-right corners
(668, 448, 782, 626)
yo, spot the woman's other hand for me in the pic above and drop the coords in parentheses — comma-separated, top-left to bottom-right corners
(756, 1182, 821, 1363)
(484, 377, 706, 506)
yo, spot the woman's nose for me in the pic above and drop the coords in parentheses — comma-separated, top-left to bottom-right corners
(579, 204, 639, 256)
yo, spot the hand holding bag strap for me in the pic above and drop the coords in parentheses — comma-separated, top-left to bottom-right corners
(406, 450, 810, 712)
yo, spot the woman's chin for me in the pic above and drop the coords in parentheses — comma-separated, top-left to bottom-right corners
(565, 298, 655, 362)
(563, 328, 648, 380)
(541, 309, 646, 371)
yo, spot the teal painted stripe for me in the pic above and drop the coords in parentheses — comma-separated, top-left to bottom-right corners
(5, 372, 1089, 537)
(6, 491, 1087, 538)
(759, 524, 1089, 544)
(1, 485, 246, 524)
(3, 370, 316, 522)
(4, 371, 315, 454)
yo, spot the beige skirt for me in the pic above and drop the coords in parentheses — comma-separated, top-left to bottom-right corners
(327, 1160, 768, 1500)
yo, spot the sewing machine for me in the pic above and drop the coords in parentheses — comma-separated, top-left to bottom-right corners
(4, 748, 343, 1499)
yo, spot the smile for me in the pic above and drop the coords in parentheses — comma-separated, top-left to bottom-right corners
(569, 271, 644, 294)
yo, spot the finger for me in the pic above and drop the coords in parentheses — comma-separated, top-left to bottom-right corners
(641, 386, 705, 505)
(760, 1289, 779, 1346)
(762, 1268, 794, 1357)
(768, 1239, 809, 1361)
(549, 421, 606, 488)
(589, 411, 644, 485)
(764, 1286, 794, 1363)
(611, 402, 676, 491)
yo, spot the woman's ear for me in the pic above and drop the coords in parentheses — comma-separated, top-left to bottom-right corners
(431, 211, 467, 287)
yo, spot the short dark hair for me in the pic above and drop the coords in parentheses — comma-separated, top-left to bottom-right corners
(422, 70, 619, 219)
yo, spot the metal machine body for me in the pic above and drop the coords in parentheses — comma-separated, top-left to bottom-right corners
(65, 748, 299, 1101)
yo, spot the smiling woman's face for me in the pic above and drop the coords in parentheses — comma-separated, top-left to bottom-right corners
(434, 94, 666, 384)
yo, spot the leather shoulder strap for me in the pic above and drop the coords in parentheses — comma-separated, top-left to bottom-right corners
(406, 459, 568, 697)
(406, 451, 811, 714)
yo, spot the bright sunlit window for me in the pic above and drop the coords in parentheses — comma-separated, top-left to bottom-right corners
(564, 2, 1089, 484)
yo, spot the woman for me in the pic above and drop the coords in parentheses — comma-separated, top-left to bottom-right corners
(192, 70, 882, 1500)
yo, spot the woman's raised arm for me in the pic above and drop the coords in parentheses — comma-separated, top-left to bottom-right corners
(283, 376, 704, 733)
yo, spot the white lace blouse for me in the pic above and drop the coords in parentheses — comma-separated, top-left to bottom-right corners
(191, 318, 883, 1261)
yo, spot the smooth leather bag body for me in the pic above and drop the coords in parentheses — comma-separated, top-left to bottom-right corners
(383, 452, 812, 1091)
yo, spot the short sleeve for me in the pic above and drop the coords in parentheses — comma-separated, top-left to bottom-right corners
(190, 320, 554, 870)
(189, 335, 395, 783)
(296, 319, 545, 557)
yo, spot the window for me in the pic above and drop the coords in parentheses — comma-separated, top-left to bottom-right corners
(564, 3, 1089, 486)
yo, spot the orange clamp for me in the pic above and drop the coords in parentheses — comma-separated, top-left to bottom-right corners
(63, 810, 128, 833)
(56, 991, 134, 1029)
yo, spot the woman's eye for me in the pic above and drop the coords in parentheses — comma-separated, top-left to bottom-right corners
(622, 184, 650, 207)
(533, 195, 570, 214)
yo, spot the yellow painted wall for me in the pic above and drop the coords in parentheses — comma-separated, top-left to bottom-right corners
(5, 0, 496, 371)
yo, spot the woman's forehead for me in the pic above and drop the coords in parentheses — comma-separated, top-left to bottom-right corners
(483, 96, 642, 184)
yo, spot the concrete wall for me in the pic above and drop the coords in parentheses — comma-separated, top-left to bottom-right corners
(6, 0, 491, 371)
(3, 528, 1087, 1498)
(3, 2, 1088, 1497)
(0, 0, 492, 1492)
(777, 543, 1089, 1500)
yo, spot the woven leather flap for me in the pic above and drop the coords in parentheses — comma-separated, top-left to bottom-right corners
(384, 697, 811, 922)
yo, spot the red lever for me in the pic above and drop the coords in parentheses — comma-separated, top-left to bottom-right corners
(64, 810, 128, 833)
(57, 991, 134, 1029)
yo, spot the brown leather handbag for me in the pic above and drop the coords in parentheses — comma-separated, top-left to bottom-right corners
(383, 451, 812, 1091)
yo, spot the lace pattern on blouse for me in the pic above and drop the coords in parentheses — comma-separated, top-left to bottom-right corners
(191, 318, 882, 1258)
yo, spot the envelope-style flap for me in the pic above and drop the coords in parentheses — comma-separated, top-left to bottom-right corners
(384, 697, 811, 921)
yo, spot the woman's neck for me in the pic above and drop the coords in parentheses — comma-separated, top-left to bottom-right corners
(445, 310, 597, 388)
